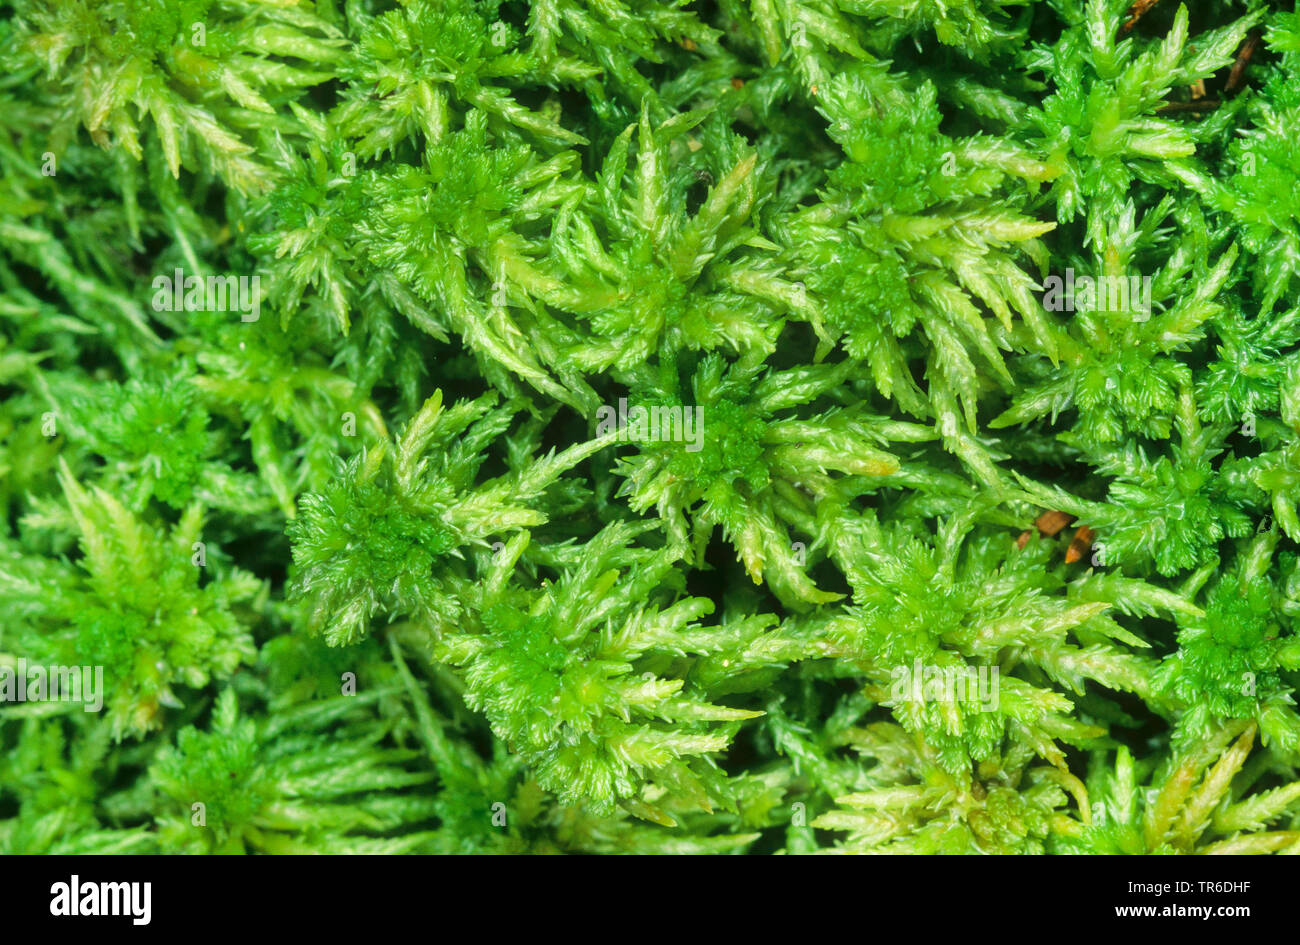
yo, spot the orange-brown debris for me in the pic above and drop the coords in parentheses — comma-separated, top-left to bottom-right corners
(1121, 0, 1160, 34)
(1065, 526, 1095, 564)
(1034, 510, 1075, 538)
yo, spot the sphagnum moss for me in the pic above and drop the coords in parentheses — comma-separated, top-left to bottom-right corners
(2, 0, 1300, 855)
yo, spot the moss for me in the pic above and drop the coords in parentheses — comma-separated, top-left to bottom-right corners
(3, 0, 1300, 856)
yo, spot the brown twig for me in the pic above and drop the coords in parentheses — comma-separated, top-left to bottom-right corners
(1121, 0, 1161, 35)
(1227, 28, 1263, 95)
(1156, 99, 1221, 114)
